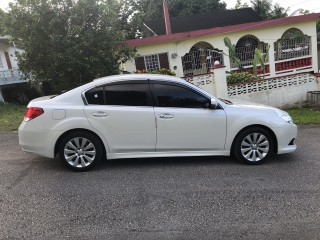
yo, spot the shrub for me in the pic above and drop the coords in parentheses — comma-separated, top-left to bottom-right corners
(135, 68, 176, 76)
(227, 71, 260, 84)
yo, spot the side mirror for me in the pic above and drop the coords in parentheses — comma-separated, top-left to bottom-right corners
(210, 98, 218, 110)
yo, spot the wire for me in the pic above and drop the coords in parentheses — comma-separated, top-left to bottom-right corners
(287, 0, 313, 8)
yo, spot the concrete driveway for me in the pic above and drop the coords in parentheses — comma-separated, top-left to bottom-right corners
(0, 125, 320, 239)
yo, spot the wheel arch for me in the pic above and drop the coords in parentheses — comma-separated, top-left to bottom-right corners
(54, 128, 107, 158)
(231, 124, 278, 154)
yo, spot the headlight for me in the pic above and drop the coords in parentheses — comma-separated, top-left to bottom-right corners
(274, 110, 294, 124)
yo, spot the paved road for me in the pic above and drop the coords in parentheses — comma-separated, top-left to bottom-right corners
(0, 126, 320, 239)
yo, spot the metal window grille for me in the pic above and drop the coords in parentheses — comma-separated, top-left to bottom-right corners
(182, 49, 223, 76)
(231, 35, 268, 69)
(274, 36, 311, 61)
(144, 54, 160, 71)
(230, 43, 269, 69)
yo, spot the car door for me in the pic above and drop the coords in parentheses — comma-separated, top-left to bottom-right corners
(152, 82, 227, 151)
(83, 81, 156, 153)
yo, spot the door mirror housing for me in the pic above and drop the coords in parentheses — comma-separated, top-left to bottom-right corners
(210, 98, 218, 110)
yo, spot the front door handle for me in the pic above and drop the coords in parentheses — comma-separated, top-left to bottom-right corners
(158, 113, 174, 119)
(92, 111, 109, 118)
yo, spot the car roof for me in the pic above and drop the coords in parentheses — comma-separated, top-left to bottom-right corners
(93, 74, 186, 84)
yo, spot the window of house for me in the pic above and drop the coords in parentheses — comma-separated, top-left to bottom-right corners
(274, 28, 311, 61)
(135, 53, 169, 71)
(234, 35, 268, 68)
(144, 54, 160, 71)
(152, 83, 209, 108)
(181, 41, 224, 77)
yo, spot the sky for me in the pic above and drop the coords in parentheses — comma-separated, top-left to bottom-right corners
(0, 0, 320, 14)
(226, 0, 320, 15)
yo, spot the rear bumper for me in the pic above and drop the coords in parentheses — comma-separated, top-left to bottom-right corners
(18, 122, 62, 158)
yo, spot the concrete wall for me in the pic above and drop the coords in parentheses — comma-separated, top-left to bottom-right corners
(227, 73, 318, 108)
(124, 21, 318, 79)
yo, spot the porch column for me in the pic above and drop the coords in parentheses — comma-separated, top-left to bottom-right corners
(316, 74, 320, 91)
(210, 62, 228, 98)
(267, 41, 276, 77)
(171, 54, 184, 77)
(311, 34, 319, 73)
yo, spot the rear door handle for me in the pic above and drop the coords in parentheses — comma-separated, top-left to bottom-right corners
(91, 111, 109, 118)
(158, 113, 174, 119)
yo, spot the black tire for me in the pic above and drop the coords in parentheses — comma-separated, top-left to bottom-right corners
(232, 127, 274, 165)
(59, 131, 103, 171)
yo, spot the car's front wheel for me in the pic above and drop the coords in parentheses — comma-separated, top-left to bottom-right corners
(233, 127, 274, 164)
(59, 131, 103, 171)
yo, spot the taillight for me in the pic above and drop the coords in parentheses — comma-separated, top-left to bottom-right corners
(24, 107, 44, 122)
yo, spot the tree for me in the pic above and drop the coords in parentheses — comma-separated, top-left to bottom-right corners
(250, 0, 289, 20)
(253, 44, 269, 77)
(250, 0, 272, 20)
(223, 37, 242, 70)
(270, 3, 289, 19)
(136, 0, 226, 20)
(121, 0, 227, 39)
(0, 9, 5, 35)
(4, 0, 134, 93)
(234, 0, 249, 9)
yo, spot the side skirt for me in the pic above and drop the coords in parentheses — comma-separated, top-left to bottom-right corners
(107, 151, 230, 160)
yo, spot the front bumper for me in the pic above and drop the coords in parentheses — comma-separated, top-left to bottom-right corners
(274, 123, 298, 154)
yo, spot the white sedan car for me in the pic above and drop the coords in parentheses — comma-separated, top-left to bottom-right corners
(19, 74, 297, 171)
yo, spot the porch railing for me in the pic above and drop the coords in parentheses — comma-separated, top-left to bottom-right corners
(0, 69, 26, 86)
(182, 49, 224, 77)
(230, 43, 269, 69)
(274, 36, 311, 61)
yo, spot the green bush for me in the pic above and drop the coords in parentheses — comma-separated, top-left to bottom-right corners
(135, 68, 176, 76)
(227, 72, 260, 84)
(0, 103, 26, 131)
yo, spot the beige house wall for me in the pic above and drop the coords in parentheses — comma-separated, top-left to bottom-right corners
(124, 21, 318, 79)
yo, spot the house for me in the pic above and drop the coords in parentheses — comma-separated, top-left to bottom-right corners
(124, 7, 320, 80)
(318, 31, 320, 70)
(0, 36, 26, 102)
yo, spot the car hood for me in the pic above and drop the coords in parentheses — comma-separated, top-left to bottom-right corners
(220, 98, 279, 111)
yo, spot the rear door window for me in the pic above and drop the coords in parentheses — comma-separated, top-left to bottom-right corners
(85, 82, 151, 106)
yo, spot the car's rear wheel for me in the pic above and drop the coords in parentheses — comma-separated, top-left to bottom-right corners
(233, 127, 273, 164)
(59, 131, 103, 171)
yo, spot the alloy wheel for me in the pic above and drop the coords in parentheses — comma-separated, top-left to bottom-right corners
(240, 133, 270, 162)
(63, 137, 96, 168)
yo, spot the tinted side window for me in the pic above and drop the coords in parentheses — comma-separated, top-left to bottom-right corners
(85, 87, 104, 105)
(105, 83, 148, 106)
(153, 84, 209, 108)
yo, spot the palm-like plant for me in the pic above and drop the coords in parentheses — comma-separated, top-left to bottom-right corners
(250, 0, 272, 20)
(271, 4, 289, 19)
(223, 37, 242, 70)
(253, 44, 269, 77)
(251, 0, 290, 20)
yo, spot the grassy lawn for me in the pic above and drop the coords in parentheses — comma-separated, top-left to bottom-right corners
(286, 107, 320, 125)
(0, 103, 319, 132)
(0, 103, 26, 131)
